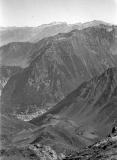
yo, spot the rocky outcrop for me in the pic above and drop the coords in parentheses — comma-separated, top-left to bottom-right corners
(0, 123, 117, 160)
(63, 128, 117, 160)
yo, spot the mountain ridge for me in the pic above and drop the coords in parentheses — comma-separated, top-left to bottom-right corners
(1, 26, 117, 116)
(0, 20, 116, 47)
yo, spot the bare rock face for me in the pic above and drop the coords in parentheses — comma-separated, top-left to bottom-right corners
(1, 26, 117, 115)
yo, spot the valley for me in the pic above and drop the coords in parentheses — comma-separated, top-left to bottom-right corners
(0, 21, 117, 160)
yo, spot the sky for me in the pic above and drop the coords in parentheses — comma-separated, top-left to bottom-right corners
(0, 0, 117, 27)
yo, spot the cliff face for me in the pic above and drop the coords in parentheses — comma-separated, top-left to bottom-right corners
(1, 26, 117, 115)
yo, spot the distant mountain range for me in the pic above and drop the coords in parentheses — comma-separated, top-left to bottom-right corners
(0, 20, 114, 47)
(1, 20, 117, 67)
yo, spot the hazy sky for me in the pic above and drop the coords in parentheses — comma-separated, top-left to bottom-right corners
(0, 0, 117, 26)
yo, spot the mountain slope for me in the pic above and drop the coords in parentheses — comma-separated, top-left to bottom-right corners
(63, 132, 117, 160)
(0, 68, 117, 157)
(0, 114, 36, 148)
(0, 66, 22, 95)
(1, 26, 117, 115)
(2, 68, 116, 155)
(0, 42, 35, 67)
(30, 68, 117, 141)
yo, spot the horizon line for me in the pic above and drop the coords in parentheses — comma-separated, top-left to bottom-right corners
(0, 20, 117, 28)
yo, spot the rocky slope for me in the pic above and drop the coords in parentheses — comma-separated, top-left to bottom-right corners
(1, 127, 117, 160)
(0, 114, 36, 149)
(1, 68, 116, 154)
(29, 68, 117, 150)
(63, 132, 117, 160)
(0, 66, 22, 90)
(0, 68, 117, 159)
(1, 25, 117, 115)
(0, 42, 35, 67)
(0, 66, 22, 97)
(1, 134, 117, 160)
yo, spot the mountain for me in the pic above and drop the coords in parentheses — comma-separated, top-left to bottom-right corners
(0, 68, 117, 159)
(1, 21, 116, 67)
(0, 22, 70, 47)
(1, 21, 117, 160)
(0, 66, 22, 96)
(0, 20, 114, 48)
(1, 26, 117, 116)
(30, 67, 117, 132)
(28, 67, 117, 152)
(0, 42, 35, 67)
(72, 20, 112, 30)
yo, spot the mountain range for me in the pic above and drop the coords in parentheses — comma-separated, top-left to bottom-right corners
(0, 20, 117, 160)
(1, 23, 117, 116)
(0, 20, 113, 47)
